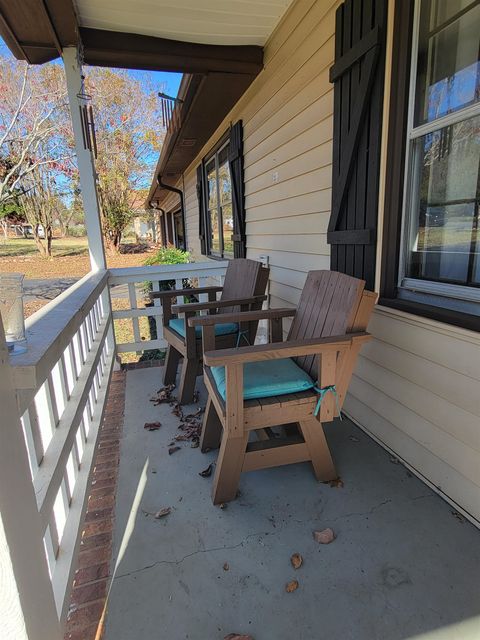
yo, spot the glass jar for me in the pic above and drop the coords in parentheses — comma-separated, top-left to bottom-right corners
(0, 273, 27, 355)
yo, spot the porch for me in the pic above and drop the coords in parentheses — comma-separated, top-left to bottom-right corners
(103, 367, 480, 640)
(2, 254, 480, 640)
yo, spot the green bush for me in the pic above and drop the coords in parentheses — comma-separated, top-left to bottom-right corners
(144, 246, 190, 266)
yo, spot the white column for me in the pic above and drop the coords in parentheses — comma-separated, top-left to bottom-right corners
(62, 47, 106, 272)
(0, 322, 61, 640)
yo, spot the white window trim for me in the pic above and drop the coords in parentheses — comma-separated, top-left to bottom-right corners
(398, 0, 480, 310)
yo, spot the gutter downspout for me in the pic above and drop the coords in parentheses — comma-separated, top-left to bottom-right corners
(156, 174, 186, 251)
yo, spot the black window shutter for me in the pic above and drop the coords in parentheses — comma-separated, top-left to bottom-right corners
(196, 164, 207, 255)
(228, 120, 246, 258)
(328, 0, 387, 290)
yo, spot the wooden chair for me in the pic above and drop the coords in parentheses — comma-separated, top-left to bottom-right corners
(151, 258, 269, 405)
(190, 270, 377, 504)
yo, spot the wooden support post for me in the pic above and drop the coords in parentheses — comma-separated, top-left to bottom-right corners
(62, 47, 106, 272)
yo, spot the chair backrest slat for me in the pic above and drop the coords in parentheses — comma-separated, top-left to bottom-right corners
(219, 258, 264, 315)
(289, 271, 365, 377)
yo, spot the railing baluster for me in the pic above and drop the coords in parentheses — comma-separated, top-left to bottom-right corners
(22, 404, 44, 468)
(151, 279, 163, 345)
(47, 372, 60, 428)
(128, 283, 141, 352)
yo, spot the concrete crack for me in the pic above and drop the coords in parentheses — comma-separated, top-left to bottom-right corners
(327, 498, 392, 523)
(114, 530, 273, 580)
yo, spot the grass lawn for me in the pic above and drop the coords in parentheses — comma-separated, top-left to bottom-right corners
(1, 236, 163, 364)
(0, 236, 151, 278)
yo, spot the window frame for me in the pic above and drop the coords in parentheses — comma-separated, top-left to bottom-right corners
(202, 133, 234, 260)
(380, 0, 480, 332)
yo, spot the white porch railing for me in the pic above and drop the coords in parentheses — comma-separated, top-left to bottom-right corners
(7, 269, 114, 625)
(3, 260, 228, 633)
(108, 261, 228, 353)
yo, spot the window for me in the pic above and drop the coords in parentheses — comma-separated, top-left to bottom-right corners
(204, 141, 234, 258)
(398, 0, 480, 315)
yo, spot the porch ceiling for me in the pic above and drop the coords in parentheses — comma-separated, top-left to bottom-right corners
(75, 0, 295, 47)
(0, 0, 274, 72)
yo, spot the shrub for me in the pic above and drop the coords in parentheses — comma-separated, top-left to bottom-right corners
(144, 246, 190, 266)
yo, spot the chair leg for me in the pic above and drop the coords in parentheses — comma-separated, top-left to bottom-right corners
(163, 345, 181, 385)
(200, 397, 223, 452)
(298, 419, 337, 481)
(212, 431, 249, 505)
(178, 356, 198, 405)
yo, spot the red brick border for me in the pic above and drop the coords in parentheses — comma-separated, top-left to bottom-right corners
(64, 370, 126, 640)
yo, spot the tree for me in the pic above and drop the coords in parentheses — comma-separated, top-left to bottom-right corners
(18, 164, 64, 256)
(84, 69, 164, 252)
(0, 57, 74, 208)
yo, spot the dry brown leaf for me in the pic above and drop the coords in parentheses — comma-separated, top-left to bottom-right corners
(144, 421, 161, 431)
(326, 477, 344, 488)
(290, 553, 303, 569)
(191, 441, 199, 448)
(313, 528, 335, 544)
(223, 562, 229, 571)
(199, 463, 214, 477)
(154, 507, 171, 519)
(168, 446, 181, 455)
(219, 502, 227, 510)
(224, 635, 253, 640)
(285, 579, 299, 593)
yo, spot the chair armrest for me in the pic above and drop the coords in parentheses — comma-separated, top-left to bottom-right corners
(150, 285, 223, 300)
(172, 295, 267, 315)
(203, 332, 371, 366)
(189, 308, 296, 327)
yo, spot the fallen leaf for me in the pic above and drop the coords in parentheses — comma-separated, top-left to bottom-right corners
(154, 507, 171, 519)
(326, 477, 344, 488)
(313, 528, 335, 544)
(151, 385, 176, 405)
(223, 562, 229, 571)
(199, 463, 214, 477)
(219, 502, 227, 510)
(171, 404, 183, 419)
(290, 553, 303, 569)
(184, 407, 204, 421)
(144, 421, 161, 431)
(168, 446, 181, 455)
(285, 579, 299, 593)
(191, 441, 199, 448)
(224, 635, 253, 640)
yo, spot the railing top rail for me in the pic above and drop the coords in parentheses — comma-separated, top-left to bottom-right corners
(11, 270, 108, 394)
(108, 261, 228, 284)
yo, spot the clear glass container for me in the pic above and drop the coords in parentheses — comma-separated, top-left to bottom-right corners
(0, 273, 27, 355)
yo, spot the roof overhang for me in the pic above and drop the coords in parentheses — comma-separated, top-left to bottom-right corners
(0, 0, 298, 70)
(0, 0, 295, 209)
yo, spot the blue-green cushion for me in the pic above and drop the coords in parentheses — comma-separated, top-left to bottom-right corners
(211, 357, 315, 401)
(169, 318, 238, 339)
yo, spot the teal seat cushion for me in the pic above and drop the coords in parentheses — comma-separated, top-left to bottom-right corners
(211, 357, 315, 401)
(169, 317, 238, 339)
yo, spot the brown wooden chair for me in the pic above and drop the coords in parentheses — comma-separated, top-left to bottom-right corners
(190, 270, 377, 504)
(151, 258, 269, 405)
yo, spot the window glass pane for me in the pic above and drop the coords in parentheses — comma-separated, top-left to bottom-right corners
(206, 162, 217, 210)
(414, 1, 480, 126)
(405, 115, 480, 286)
(218, 160, 232, 205)
(208, 208, 221, 254)
(222, 203, 234, 256)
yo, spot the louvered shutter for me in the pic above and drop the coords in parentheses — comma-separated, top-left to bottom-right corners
(328, 0, 387, 289)
(228, 121, 246, 258)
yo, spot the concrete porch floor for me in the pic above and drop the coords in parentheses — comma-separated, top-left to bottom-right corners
(103, 367, 480, 640)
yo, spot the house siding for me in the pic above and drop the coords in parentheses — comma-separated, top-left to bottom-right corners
(177, 0, 480, 524)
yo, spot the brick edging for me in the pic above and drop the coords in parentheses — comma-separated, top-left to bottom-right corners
(64, 370, 126, 640)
